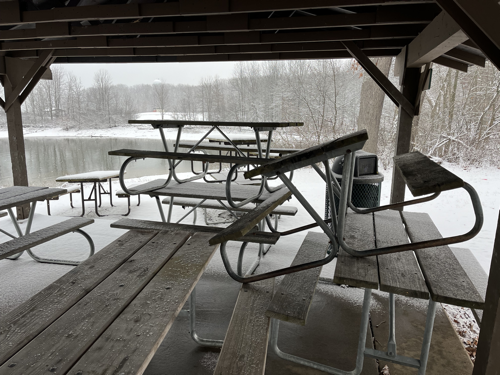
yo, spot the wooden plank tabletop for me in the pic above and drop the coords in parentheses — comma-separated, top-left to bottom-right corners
(128, 119, 303, 128)
(55, 170, 120, 183)
(0, 187, 66, 210)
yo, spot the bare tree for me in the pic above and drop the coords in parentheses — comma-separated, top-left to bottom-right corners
(152, 79, 168, 119)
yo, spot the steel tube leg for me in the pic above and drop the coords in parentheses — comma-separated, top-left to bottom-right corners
(418, 299, 438, 375)
(189, 287, 223, 348)
(388, 293, 397, 357)
(270, 289, 372, 375)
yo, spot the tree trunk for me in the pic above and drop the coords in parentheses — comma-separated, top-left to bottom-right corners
(357, 57, 392, 154)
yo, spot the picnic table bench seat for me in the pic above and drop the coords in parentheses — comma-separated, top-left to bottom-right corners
(45, 185, 80, 215)
(174, 140, 300, 156)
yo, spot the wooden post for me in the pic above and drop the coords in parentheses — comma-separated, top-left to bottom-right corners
(390, 67, 421, 205)
(2, 76, 30, 219)
(473, 211, 500, 375)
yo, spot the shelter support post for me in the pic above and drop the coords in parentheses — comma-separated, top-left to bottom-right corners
(390, 66, 421, 205)
(0, 51, 54, 219)
(473, 211, 500, 375)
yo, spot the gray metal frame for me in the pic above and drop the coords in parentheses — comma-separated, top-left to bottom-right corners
(270, 290, 438, 375)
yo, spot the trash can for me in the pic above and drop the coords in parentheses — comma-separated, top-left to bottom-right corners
(325, 150, 384, 220)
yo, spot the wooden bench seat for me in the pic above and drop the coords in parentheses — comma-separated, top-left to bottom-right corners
(0, 211, 6, 218)
(111, 218, 280, 245)
(266, 231, 329, 326)
(214, 278, 275, 375)
(394, 151, 464, 196)
(0, 228, 219, 374)
(108, 149, 271, 165)
(175, 140, 300, 156)
(45, 185, 80, 215)
(161, 196, 297, 225)
(0, 217, 94, 261)
(116, 185, 141, 216)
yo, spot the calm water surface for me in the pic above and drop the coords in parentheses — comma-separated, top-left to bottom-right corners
(0, 137, 185, 187)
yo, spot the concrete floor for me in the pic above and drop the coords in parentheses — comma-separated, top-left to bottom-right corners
(143, 258, 473, 375)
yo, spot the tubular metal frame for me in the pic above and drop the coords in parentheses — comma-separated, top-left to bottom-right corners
(270, 291, 438, 375)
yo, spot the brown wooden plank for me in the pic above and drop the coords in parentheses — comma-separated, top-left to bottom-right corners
(266, 231, 329, 326)
(209, 188, 292, 245)
(110, 218, 280, 245)
(214, 278, 274, 375)
(244, 130, 368, 178)
(129, 179, 283, 203)
(0, 230, 191, 374)
(69, 232, 219, 374)
(374, 210, 428, 299)
(401, 211, 484, 308)
(334, 211, 378, 289)
(0, 218, 94, 260)
(0, 211, 7, 218)
(161, 197, 298, 216)
(128, 119, 303, 128)
(0, 187, 66, 210)
(0, 186, 46, 197)
(109, 148, 272, 165)
(0, 230, 158, 367)
(394, 151, 464, 196)
(176, 140, 300, 155)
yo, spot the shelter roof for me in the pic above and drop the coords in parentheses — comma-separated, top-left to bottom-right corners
(0, 0, 488, 71)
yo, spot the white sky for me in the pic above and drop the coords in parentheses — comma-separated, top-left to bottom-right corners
(60, 61, 239, 87)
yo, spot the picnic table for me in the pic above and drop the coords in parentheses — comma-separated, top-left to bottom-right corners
(0, 186, 94, 265)
(56, 170, 120, 217)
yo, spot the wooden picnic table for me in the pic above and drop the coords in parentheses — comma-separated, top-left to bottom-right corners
(128, 119, 303, 129)
(0, 186, 94, 265)
(56, 170, 120, 217)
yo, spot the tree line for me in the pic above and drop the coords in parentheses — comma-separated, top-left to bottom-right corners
(0, 59, 498, 167)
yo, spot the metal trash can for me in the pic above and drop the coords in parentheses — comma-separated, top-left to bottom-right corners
(325, 150, 384, 219)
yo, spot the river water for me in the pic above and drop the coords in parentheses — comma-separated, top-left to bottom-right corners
(0, 137, 187, 187)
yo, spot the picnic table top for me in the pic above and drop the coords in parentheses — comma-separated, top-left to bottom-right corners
(56, 170, 120, 183)
(128, 119, 303, 129)
(0, 186, 67, 211)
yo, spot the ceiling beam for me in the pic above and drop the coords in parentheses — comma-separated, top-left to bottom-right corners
(432, 55, 468, 72)
(52, 49, 399, 64)
(435, 0, 500, 70)
(342, 40, 415, 116)
(0, 8, 436, 42)
(0, 1, 435, 26)
(443, 46, 485, 67)
(0, 25, 423, 52)
(406, 11, 468, 67)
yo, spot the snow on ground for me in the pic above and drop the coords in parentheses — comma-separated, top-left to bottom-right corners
(0, 119, 498, 363)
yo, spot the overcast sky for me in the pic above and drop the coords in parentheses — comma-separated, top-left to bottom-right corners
(60, 61, 239, 87)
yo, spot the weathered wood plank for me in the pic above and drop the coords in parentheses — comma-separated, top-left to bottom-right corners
(69, 232, 219, 374)
(0, 187, 65, 210)
(111, 218, 280, 245)
(451, 247, 487, 325)
(0, 218, 94, 260)
(0, 230, 191, 374)
(128, 119, 303, 128)
(161, 196, 298, 216)
(401, 211, 484, 309)
(0, 211, 7, 218)
(334, 211, 378, 289)
(209, 187, 292, 245)
(176, 140, 300, 155)
(0, 230, 158, 367)
(214, 278, 274, 375)
(394, 151, 464, 196)
(0, 186, 46, 198)
(128, 179, 283, 203)
(266, 232, 329, 326)
(374, 210, 428, 299)
(244, 130, 368, 178)
(109, 148, 272, 165)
